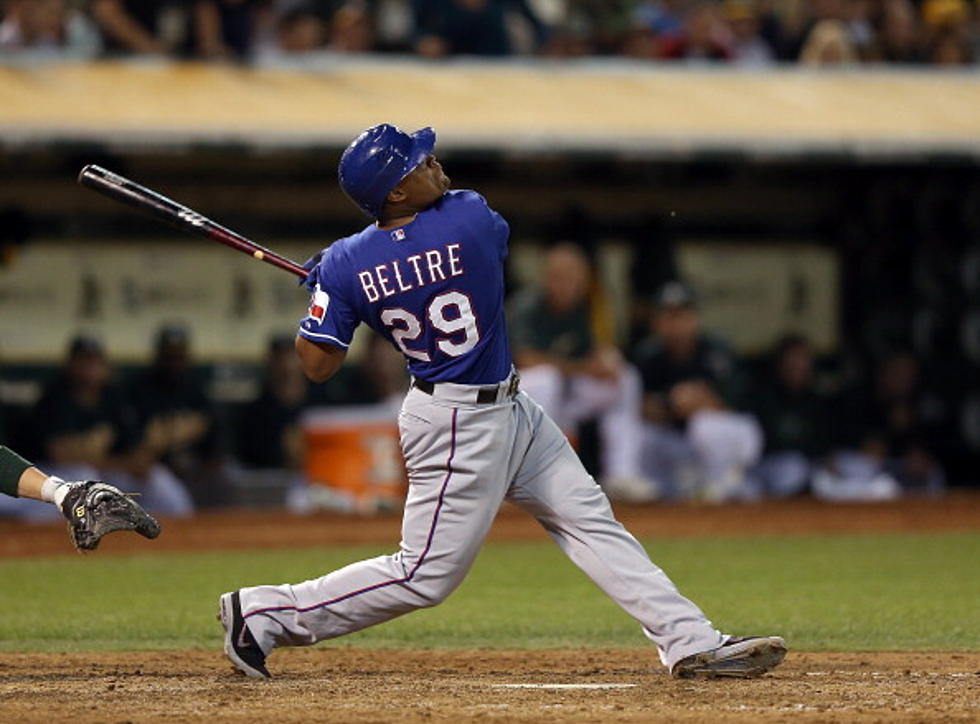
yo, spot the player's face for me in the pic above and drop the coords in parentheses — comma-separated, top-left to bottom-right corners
(655, 306, 700, 348)
(399, 154, 450, 208)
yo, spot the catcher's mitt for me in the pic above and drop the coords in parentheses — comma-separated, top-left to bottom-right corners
(60, 481, 162, 551)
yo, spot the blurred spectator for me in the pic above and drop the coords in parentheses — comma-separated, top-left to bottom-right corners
(236, 331, 408, 468)
(237, 335, 310, 470)
(538, 0, 632, 57)
(265, 4, 328, 54)
(799, 18, 858, 65)
(330, 1, 374, 52)
(929, 27, 973, 64)
(0, 0, 101, 57)
(91, 0, 190, 56)
(843, 0, 876, 59)
(632, 0, 687, 39)
(413, 0, 546, 57)
(923, 0, 975, 66)
(20, 335, 194, 517)
(195, 0, 263, 59)
(657, 1, 733, 61)
(632, 281, 745, 410)
(669, 379, 763, 502)
(31, 336, 136, 475)
(1, 0, 974, 65)
(870, 0, 925, 63)
(723, 0, 775, 66)
(508, 243, 651, 494)
(128, 325, 219, 505)
(833, 347, 947, 496)
(631, 281, 758, 501)
(922, 0, 971, 30)
(748, 334, 835, 497)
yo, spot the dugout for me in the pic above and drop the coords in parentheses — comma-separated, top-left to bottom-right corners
(0, 60, 978, 489)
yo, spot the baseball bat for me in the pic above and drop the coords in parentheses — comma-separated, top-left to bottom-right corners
(77, 165, 308, 278)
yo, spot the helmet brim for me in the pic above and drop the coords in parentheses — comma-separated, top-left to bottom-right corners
(403, 127, 436, 182)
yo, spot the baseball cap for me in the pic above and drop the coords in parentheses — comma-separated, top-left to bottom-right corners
(655, 281, 698, 309)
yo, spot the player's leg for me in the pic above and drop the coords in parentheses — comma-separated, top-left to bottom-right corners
(516, 363, 569, 426)
(237, 391, 520, 656)
(572, 365, 652, 492)
(505, 393, 728, 669)
(640, 422, 698, 501)
(686, 411, 764, 503)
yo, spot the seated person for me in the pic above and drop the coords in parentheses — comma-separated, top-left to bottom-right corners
(670, 380, 763, 503)
(19, 335, 193, 518)
(509, 243, 650, 494)
(0, 0, 101, 57)
(91, 0, 189, 56)
(237, 335, 310, 471)
(128, 325, 218, 506)
(631, 281, 758, 501)
(193, 0, 263, 59)
(815, 347, 944, 501)
(413, 0, 545, 57)
(748, 334, 835, 497)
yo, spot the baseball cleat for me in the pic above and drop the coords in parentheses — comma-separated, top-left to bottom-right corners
(218, 591, 271, 679)
(671, 636, 787, 679)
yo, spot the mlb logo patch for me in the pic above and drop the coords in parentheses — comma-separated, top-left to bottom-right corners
(307, 284, 330, 323)
(391, 228, 406, 242)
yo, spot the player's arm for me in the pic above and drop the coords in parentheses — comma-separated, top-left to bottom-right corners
(91, 0, 169, 55)
(295, 336, 347, 383)
(0, 445, 161, 551)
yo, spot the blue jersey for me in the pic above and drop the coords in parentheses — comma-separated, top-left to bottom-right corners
(298, 190, 513, 385)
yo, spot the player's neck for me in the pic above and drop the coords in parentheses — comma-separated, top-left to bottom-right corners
(376, 212, 417, 231)
(378, 196, 433, 229)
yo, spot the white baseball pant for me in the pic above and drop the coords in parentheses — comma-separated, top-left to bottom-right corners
(238, 381, 725, 669)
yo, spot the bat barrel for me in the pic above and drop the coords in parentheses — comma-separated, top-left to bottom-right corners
(78, 165, 308, 278)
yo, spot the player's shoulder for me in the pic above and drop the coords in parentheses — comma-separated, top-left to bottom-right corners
(433, 189, 495, 215)
(442, 189, 490, 205)
(317, 227, 373, 267)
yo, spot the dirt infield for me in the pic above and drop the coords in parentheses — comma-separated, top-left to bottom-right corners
(1, 495, 978, 722)
(2, 492, 979, 558)
(1, 649, 977, 723)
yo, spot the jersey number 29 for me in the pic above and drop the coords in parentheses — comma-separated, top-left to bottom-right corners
(380, 291, 479, 362)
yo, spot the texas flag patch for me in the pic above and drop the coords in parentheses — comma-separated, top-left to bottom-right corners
(306, 284, 330, 324)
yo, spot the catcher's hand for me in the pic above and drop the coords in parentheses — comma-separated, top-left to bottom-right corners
(60, 481, 162, 551)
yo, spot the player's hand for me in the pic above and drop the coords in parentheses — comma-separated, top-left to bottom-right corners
(300, 251, 324, 291)
(60, 481, 162, 552)
(583, 347, 622, 381)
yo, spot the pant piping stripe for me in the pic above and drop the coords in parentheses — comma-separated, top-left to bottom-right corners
(244, 407, 459, 620)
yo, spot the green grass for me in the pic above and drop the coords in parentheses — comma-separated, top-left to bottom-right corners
(0, 531, 977, 652)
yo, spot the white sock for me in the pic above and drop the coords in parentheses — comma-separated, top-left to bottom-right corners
(40, 476, 71, 508)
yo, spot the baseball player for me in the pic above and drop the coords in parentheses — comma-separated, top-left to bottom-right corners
(218, 124, 787, 680)
(0, 444, 160, 550)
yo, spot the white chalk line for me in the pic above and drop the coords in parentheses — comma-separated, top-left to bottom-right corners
(492, 683, 638, 690)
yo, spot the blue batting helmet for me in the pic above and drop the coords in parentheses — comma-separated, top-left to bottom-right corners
(338, 124, 436, 218)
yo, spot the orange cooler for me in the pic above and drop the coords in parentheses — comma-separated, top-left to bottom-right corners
(304, 405, 407, 511)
